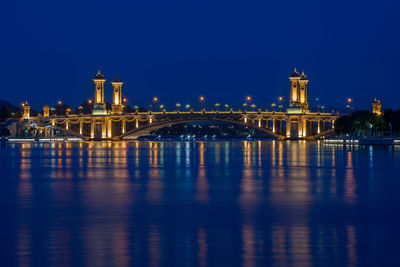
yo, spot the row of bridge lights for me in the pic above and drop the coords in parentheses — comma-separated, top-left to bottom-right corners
(146, 95, 287, 112)
(48, 96, 353, 113)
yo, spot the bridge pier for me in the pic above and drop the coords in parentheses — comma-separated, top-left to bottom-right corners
(286, 119, 291, 138)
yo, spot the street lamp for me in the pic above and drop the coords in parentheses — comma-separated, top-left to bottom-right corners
(346, 97, 353, 111)
(176, 103, 181, 111)
(224, 104, 229, 110)
(186, 104, 190, 111)
(153, 96, 159, 110)
(215, 103, 220, 111)
(271, 103, 276, 111)
(243, 103, 248, 111)
(251, 104, 256, 111)
(199, 96, 205, 110)
(278, 105, 283, 112)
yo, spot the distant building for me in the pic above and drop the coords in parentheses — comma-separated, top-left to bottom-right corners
(372, 98, 382, 116)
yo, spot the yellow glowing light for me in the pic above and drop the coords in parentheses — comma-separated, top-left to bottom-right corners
(199, 96, 204, 102)
(153, 97, 159, 103)
(58, 100, 62, 105)
(246, 96, 252, 102)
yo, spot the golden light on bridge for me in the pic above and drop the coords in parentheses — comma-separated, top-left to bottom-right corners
(26, 69, 338, 140)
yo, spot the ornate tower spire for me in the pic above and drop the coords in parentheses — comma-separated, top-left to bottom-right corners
(289, 68, 301, 104)
(92, 70, 107, 115)
(298, 71, 309, 111)
(111, 76, 124, 114)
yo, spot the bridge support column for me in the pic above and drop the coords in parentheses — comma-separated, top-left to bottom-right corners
(298, 118, 303, 138)
(302, 118, 307, 137)
(90, 119, 95, 138)
(122, 119, 126, 134)
(102, 119, 107, 138)
(107, 118, 112, 138)
(286, 119, 291, 138)
(79, 120, 83, 135)
(272, 119, 276, 133)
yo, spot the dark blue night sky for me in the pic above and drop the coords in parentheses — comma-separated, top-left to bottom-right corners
(1, 0, 400, 110)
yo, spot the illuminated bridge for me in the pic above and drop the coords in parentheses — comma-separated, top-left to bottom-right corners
(23, 69, 339, 141)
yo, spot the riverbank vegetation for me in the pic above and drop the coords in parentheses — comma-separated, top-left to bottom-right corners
(334, 109, 400, 136)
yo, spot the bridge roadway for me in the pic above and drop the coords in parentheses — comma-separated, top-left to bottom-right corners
(32, 110, 338, 141)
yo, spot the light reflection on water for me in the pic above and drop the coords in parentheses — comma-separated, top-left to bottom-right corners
(1, 141, 400, 266)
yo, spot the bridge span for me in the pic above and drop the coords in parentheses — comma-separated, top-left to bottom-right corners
(30, 109, 337, 141)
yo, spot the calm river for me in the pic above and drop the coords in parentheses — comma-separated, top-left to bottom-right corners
(1, 141, 400, 266)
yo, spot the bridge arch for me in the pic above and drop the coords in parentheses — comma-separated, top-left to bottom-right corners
(120, 118, 285, 140)
(33, 123, 88, 140)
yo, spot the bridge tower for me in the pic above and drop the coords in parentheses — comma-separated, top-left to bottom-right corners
(22, 102, 30, 120)
(43, 104, 50, 117)
(289, 68, 301, 105)
(92, 70, 107, 115)
(111, 76, 123, 114)
(372, 98, 382, 115)
(299, 71, 309, 111)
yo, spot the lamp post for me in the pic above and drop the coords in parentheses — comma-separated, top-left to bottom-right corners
(224, 104, 229, 111)
(278, 96, 283, 111)
(186, 104, 190, 111)
(153, 96, 159, 111)
(251, 104, 256, 111)
(271, 103, 276, 111)
(199, 96, 205, 110)
(215, 103, 220, 111)
(346, 97, 353, 112)
(176, 103, 181, 111)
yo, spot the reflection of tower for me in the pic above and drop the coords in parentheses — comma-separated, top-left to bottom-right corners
(372, 98, 382, 115)
(111, 76, 123, 114)
(92, 70, 107, 115)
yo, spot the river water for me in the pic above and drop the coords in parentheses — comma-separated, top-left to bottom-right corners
(1, 141, 400, 266)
